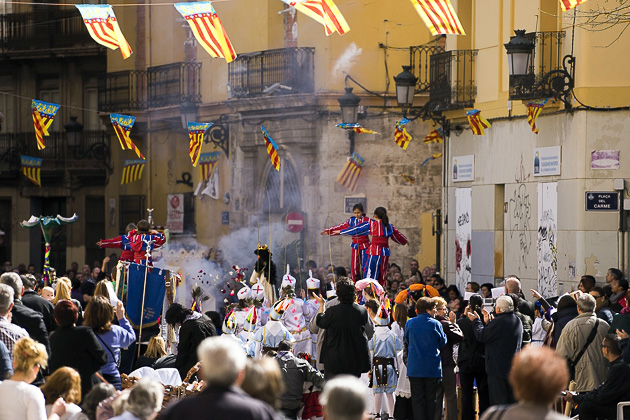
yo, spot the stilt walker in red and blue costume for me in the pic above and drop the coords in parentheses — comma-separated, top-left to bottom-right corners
(338, 207, 407, 287)
(321, 203, 371, 282)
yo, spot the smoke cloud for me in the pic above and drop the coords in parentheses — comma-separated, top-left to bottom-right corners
(332, 42, 362, 80)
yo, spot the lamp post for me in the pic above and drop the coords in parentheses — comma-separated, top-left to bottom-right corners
(393, 66, 418, 117)
(337, 87, 361, 155)
(179, 101, 198, 129)
(64, 116, 83, 150)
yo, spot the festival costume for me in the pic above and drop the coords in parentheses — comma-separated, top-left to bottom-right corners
(251, 244, 278, 303)
(323, 215, 370, 281)
(279, 266, 312, 357)
(129, 231, 165, 266)
(305, 272, 321, 360)
(340, 219, 408, 286)
(98, 229, 136, 261)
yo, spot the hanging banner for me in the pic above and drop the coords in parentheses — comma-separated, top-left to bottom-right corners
(167, 193, 184, 233)
(538, 182, 558, 298)
(455, 188, 472, 294)
(75, 4, 133, 59)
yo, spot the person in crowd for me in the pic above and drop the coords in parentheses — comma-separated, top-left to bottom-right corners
(465, 282, 480, 294)
(479, 283, 494, 299)
(21, 274, 56, 333)
(71, 277, 83, 304)
(110, 379, 163, 420)
(41, 286, 55, 302)
(564, 334, 630, 420)
(54, 279, 83, 324)
(532, 290, 579, 347)
(556, 294, 609, 393)
(315, 277, 371, 379)
(157, 336, 277, 419)
(392, 303, 412, 420)
(505, 276, 535, 318)
(446, 296, 463, 320)
(578, 275, 596, 294)
(204, 311, 222, 336)
(84, 297, 135, 390)
(134, 336, 168, 370)
(445, 285, 460, 303)
(609, 277, 629, 312)
(0, 337, 67, 420)
(0, 282, 29, 357)
(319, 375, 368, 420)
(81, 267, 100, 305)
(0, 340, 12, 379)
(241, 356, 285, 412)
(605, 267, 623, 296)
(590, 286, 614, 324)
(508, 293, 533, 347)
(404, 297, 446, 420)
(70, 383, 116, 420)
(481, 346, 570, 420)
(49, 300, 107, 398)
(467, 295, 522, 406)
(433, 297, 463, 420)
(41, 367, 83, 419)
(164, 302, 216, 379)
(430, 276, 449, 300)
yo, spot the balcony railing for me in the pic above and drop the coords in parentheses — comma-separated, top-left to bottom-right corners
(429, 49, 478, 111)
(410, 41, 445, 92)
(228, 47, 315, 98)
(98, 70, 148, 113)
(0, 7, 97, 52)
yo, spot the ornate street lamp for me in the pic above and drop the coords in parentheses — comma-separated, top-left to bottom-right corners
(504, 29, 534, 77)
(393, 66, 418, 113)
(179, 101, 198, 129)
(64, 116, 83, 148)
(337, 87, 361, 125)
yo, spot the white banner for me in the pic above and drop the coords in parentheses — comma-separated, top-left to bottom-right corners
(538, 182, 558, 297)
(453, 155, 474, 182)
(455, 188, 472, 293)
(533, 146, 561, 176)
(167, 193, 184, 233)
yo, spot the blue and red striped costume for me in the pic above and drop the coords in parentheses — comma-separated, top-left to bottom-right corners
(323, 216, 370, 281)
(98, 229, 136, 262)
(340, 219, 408, 286)
(129, 232, 166, 266)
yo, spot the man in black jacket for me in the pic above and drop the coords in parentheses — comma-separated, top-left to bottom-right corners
(20, 274, 55, 333)
(564, 334, 630, 420)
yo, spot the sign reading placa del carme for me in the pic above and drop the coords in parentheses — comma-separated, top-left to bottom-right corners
(585, 192, 619, 211)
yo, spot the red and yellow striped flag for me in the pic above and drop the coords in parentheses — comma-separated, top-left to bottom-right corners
(199, 151, 221, 182)
(423, 127, 444, 144)
(175, 2, 237, 63)
(187, 122, 212, 167)
(21, 155, 42, 187)
(527, 99, 547, 134)
(336, 152, 364, 192)
(111, 114, 145, 159)
(121, 159, 146, 185)
(466, 109, 491, 136)
(283, 0, 350, 36)
(31, 99, 59, 150)
(261, 126, 281, 172)
(75, 5, 132, 59)
(421, 153, 443, 167)
(394, 118, 413, 150)
(336, 123, 379, 135)
(410, 0, 465, 36)
(559, 0, 589, 11)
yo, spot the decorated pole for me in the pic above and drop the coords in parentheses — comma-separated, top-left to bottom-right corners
(137, 235, 154, 358)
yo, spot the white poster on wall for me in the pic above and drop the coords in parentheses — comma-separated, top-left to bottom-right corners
(533, 146, 561, 176)
(538, 182, 558, 297)
(167, 193, 184, 233)
(453, 155, 474, 182)
(455, 188, 472, 293)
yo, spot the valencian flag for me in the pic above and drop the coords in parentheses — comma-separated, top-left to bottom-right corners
(21, 155, 42, 187)
(111, 114, 145, 159)
(199, 151, 221, 182)
(261, 126, 281, 171)
(175, 2, 237, 63)
(188, 122, 213, 167)
(282, 0, 350, 36)
(559, 0, 588, 11)
(336, 123, 379, 135)
(527, 99, 547, 134)
(75, 4, 132, 59)
(421, 153, 443, 167)
(466, 109, 491, 136)
(423, 127, 444, 144)
(31, 99, 59, 150)
(394, 118, 413, 150)
(410, 0, 465, 36)
(336, 152, 364, 192)
(126, 264, 167, 328)
(121, 159, 146, 185)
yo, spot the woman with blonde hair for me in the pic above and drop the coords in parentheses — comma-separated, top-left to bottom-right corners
(41, 367, 83, 419)
(0, 337, 67, 420)
(134, 336, 168, 369)
(54, 280, 83, 324)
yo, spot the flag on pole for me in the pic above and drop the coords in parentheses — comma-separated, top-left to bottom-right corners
(394, 118, 413, 150)
(466, 109, 491, 136)
(421, 153, 443, 167)
(410, 0, 465, 35)
(199, 151, 221, 182)
(174, 2, 237, 62)
(336, 123, 379, 135)
(31, 99, 59, 150)
(336, 152, 364, 191)
(75, 4, 133, 59)
(261, 126, 281, 171)
(559, 0, 588, 11)
(21, 155, 42, 187)
(111, 114, 145, 159)
(282, 0, 350, 36)
(121, 159, 146, 184)
(188, 122, 213, 167)
(423, 127, 444, 144)
(527, 99, 547, 134)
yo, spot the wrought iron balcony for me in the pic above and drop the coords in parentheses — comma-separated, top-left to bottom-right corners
(429, 49, 478, 111)
(98, 70, 148, 113)
(409, 40, 445, 93)
(228, 47, 315, 98)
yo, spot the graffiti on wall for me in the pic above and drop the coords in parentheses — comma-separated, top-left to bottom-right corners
(455, 188, 472, 293)
(538, 183, 558, 297)
(508, 183, 532, 271)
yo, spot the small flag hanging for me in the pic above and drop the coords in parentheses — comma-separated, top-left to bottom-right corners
(31, 99, 59, 150)
(111, 114, 145, 159)
(188, 122, 213, 167)
(21, 155, 42, 187)
(527, 99, 547, 134)
(75, 4, 133, 59)
(336, 152, 364, 192)
(336, 123, 380, 135)
(421, 153, 443, 167)
(559, 0, 588, 11)
(282, 0, 350, 36)
(394, 118, 413, 150)
(199, 151, 221, 182)
(261, 126, 281, 171)
(401, 174, 416, 184)
(466, 109, 491, 136)
(174, 2, 237, 63)
(410, 0, 465, 36)
(121, 159, 146, 185)
(423, 127, 444, 144)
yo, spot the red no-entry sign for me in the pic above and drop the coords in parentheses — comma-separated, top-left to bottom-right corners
(286, 211, 305, 233)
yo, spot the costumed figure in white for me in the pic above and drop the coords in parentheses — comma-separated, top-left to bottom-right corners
(356, 270, 385, 305)
(240, 306, 260, 357)
(250, 243, 277, 304)
(279, 265, 311, 357)
(233, 284, 252, 336)
(253, 299, 294, 357)
(304, 271, 321, 361)
(251, 282, 269, 327)
(222, 311, 248, 353)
